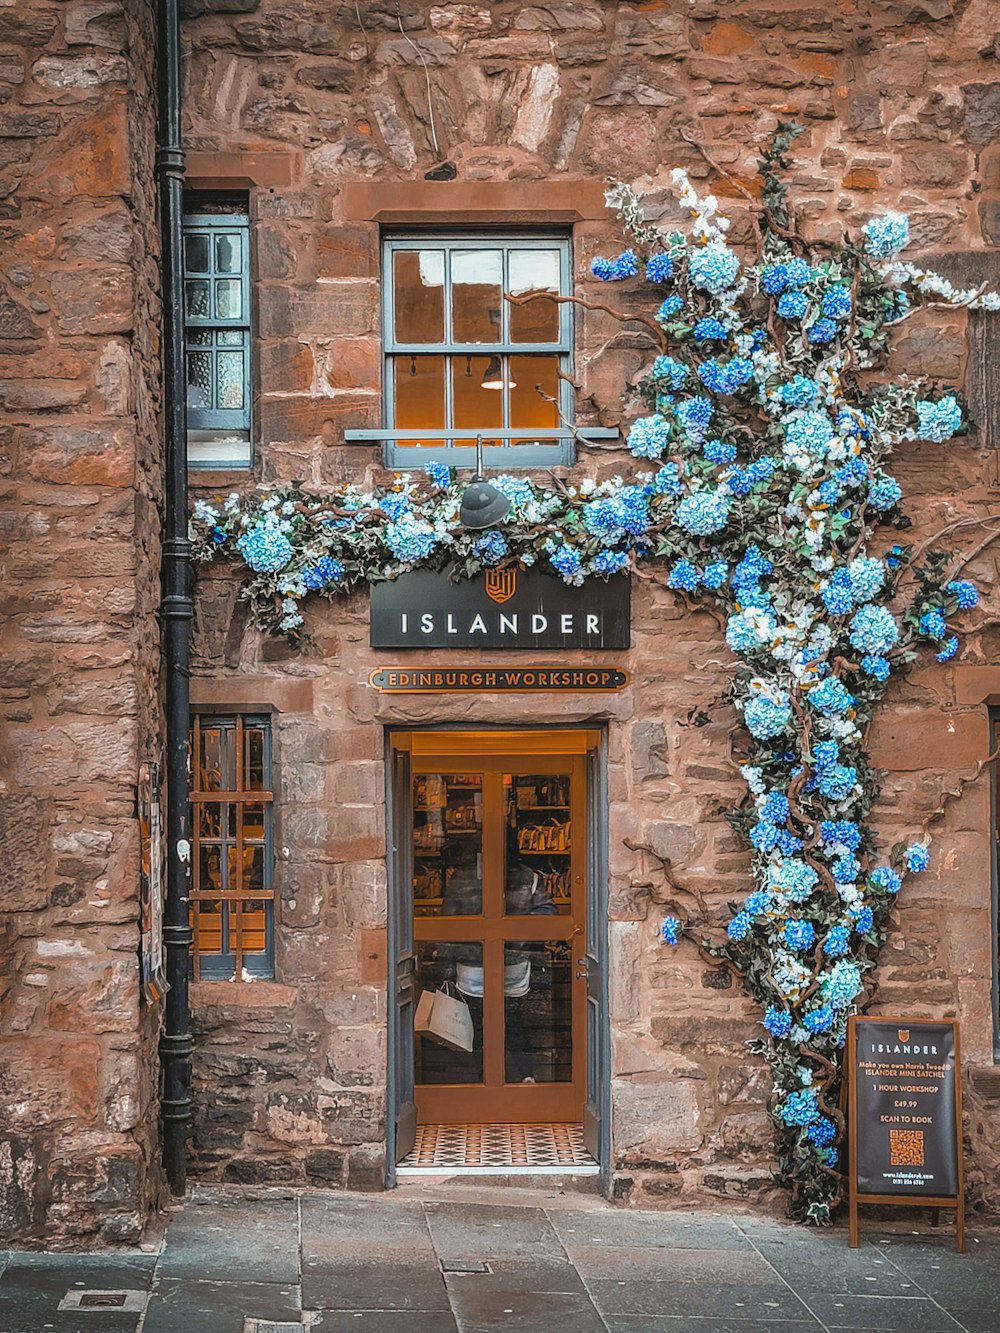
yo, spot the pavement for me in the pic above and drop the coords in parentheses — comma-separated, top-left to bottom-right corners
(0, 1182, 996, 1333)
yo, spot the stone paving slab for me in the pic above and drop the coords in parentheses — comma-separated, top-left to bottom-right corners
(157, 1194, 300, 1283)
(141, 1278, 302, 1333)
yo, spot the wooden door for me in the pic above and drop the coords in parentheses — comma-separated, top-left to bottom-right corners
(404, 732, 593, 1124)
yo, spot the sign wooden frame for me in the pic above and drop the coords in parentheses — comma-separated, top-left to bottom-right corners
(846, 1015, 964, 1252)
(369, 666, 628, 694)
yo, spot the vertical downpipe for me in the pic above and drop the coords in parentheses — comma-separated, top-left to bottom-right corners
(156, 0, 193, 1195)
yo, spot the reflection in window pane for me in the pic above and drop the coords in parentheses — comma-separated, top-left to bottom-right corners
(245, 727, 266, 790)
(216, 233, 242, 274)
(415, 940, 484, 1084)
(242, 802, 265, 840)
(452, 356, 503, 445)
(508, 249, 561, 343)
(504, 774, 571, 915)
(215, 278, 242, 320)
(185, 279, 210, 318)
(394, 249, 445, 343)
(394, 354, 445, 448)
(217, 351, 244, 409)
(184, 233, 210, 273)
(504, 942, 572, 1083)
(413, 773, 482, 917)
(199, 844, 223, 892)
(509, 355, 560, 437)
(452, 249, 502, 344)
(186, 351, 213, 410)
(198, 802, 225, 838)
(198, 729, 222, 791)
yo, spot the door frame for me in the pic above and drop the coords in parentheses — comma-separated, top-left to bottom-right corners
(384, 725, 610, 1185)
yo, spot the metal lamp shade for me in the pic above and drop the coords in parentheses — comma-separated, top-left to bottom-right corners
(459, 478, 511, 529)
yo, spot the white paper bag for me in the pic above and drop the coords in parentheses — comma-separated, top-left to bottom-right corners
(414, 986, 474, 1052)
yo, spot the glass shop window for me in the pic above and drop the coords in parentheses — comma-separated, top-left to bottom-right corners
(382, 235, 574, 469)
(183, 201, 252, 470)
(189, 714, 274, 980)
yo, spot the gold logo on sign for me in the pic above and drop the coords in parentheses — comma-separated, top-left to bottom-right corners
(485, 568, 517, 604)
(898, 1029, 910, 1043)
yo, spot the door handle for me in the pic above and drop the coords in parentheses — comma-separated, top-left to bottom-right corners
(575, 956, 589, 980)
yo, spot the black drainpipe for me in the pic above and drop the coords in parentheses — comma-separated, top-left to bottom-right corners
(156, 0, 193, 1196)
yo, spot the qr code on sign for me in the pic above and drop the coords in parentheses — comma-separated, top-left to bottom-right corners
(889, 1128, 925, 1167)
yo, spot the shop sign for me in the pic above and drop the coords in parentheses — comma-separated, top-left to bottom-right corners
(369, 666, 628, 693)
(847, 1016, 964, 1250)
(370, 566, 630, 650)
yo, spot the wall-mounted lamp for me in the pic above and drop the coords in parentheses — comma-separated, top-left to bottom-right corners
(458, 434, 510, 530)
(480, 355, 516, 391)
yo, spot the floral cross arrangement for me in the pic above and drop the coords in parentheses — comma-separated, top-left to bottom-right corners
(191, 125, 996, 1223)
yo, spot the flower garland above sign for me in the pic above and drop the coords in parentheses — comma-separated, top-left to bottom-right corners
(190, 125, 996, 1225)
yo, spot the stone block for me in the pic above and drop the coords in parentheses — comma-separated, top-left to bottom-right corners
(31, 105, 130, 201)
(17, 421, 135, 487)
(0, 794, 48, 911)
(0, 1037, 100, 1128)
(64, 2, 128, 50)
(297, 63, 355, 93)
(613, 1074, 704, 1155)
(325, 1020, 384, 1087)
(963, 82, 1000, 147)
(868, 709, 984, 771)
(305, 1146, 348, 1183)
(317, 1088, 385, 1144)
(346, 1143, 384, 1190)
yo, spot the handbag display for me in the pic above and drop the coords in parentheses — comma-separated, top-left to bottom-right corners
(414, 984, 475, 1052)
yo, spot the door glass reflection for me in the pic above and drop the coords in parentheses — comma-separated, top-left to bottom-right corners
(415, 940, 484, 1084)
(504, 941, 572, 1084)
(413, 774, 483, 917)
(504, 775, 571, 914)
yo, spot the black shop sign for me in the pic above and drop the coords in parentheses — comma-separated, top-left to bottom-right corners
(847, 1016, 965, 1250)
(370, 565, 630, 650)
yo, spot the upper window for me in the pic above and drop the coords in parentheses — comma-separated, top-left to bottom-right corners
(382, 234, 573, 469)
(183, 203, 252, 470)
(189, 714, 274, 980)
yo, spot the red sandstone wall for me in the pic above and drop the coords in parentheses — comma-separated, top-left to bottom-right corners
(0, 0, 164, 1245)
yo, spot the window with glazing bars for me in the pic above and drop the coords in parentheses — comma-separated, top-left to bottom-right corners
(183, 207, 252, 469)
(382, 235, 573, 468)
(190, 715, 274, 980)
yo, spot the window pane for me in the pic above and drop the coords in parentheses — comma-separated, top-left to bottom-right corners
(185, 279, 210, 319)
(242, 802, 265, 840)
(505, 942, 572, 1083)
(198, 728, 223, 791)
(452, 355, 503, 445)
(245, 727, 267, 790)
(217, 329, 244, 346)
(215, 232, 242, 274)
(509, 354, 560, 436)
(414, 773, 482, 917)
(394, 249, 444, 343)
(394, 354, 446, 448)
(508, 249, 561, 343)
(215, 278, 242, 320)
(199, 844, 223, 892)
(452, 249, 502, 344)
(194, 900, 223, 954)
(187, 329, 212, 346)
(198, 802, 227, 839)
(184, 233, 210, 273)
(415, 940, 484, 1084)
(217, 351, 244, 409)
(187, 351, 213, 410)
(505, 774, 572, 915)
(233, 844, 265, 891)
(241, 901, 268, 953)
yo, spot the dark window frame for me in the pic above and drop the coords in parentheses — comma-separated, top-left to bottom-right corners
(189, 713, 275, 980)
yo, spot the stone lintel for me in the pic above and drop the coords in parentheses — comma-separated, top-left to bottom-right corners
(190, 675, 315, 713)
(342, 179, 609, 224)
(185, 150, 299, 189)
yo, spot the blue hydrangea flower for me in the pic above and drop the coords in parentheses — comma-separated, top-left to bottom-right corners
(814, 740, 839, 768)
(824, 925, 851, 957)
(915, 396, 962, 443)
(474, 530, 509, 565)
(760, 264, 789, 295)
(550, 543, 583, 579)
(703, 438, 737, 465)
(947, 580, 978, 610)
(779, 376, 819, 408)
(592, 549, 630, 575)
(654, 462, 683, 495)
(863, 211, 910, 259)
(905, 843, 930, 873)
(808, 318, 837, 344)
(660, 915, 681, 944)
(779, 1090, 820, 1127)
(699, 560, 727, 590)
(785, 919, 815, 951)
(785, 410, 834, 456)
(762, 792, 789, 824)
(936, 635, 959, 662)
(868, 475, 902, 510)
(675, 490, 731, 536)
(236, 521, 294, 573)
(869, 866, 902, 894)
(763, 1006, 793, 1038)
(733, 545, 773, 587)
(803, 1004, 835, 1033)
(744, 694, 792, 739)
(919, 607, 947, 639)
(822, 286, 853, 319)
(747, 457, 775, 486)
(628, 414, 671, 459)
(822, 582, 854, 616)
(820, 820, 861, 851)
(693, 317, 727, 343)
(646, 252, 674, 282)
(592, 250, 638, 281)
(751, 822, 780, 853)
(424, 461, 451, 490)
(852, 905, 874, 934)
(493, 474, 534, 508)
(727, 911, 752, 942)
(650, 355, 689, 389)
(821, 1147, 839, 1167)
(583, 487, 650, 539)
(777, 290, 807, 320)
(700, 358, 754, 395)
(837, 457, 869, 485)
(688, 241, 740, 295)
(657, 294, 684, 321)
(745, 890, 772, 916)
(380, 491, 411, 521)
(849, 605, 899, 654)
(808, 677, 855, 717)
(832, 854, 860, 884)
(822, 959, 863, 1008)
(818, 764, 858, 802)
(591, 257, 615, 281)
(770, 857, 820, 903)
(675, 396, 714, 439)
(784, 258, 812, 287)
(808, 1116, 837, 1146)
(302, 556, 345, 590)
(848, 558, 886, 604)
(860, 654, 891, 681)
(386, 512, 437, 563)
(667, 559, 700, 592)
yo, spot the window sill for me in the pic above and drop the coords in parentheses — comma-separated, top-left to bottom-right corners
(191, 980, 296, 1008)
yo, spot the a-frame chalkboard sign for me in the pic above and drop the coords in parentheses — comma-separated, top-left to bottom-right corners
(846, 1016, 964, 1252)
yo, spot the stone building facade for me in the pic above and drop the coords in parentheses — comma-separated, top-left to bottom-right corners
(4, 0, 1000, 1246)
